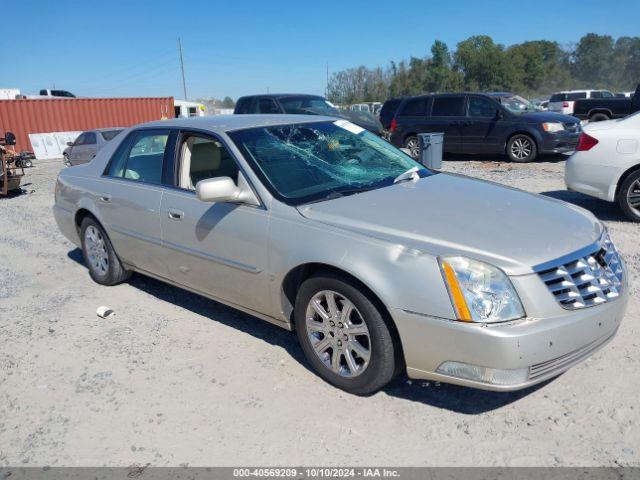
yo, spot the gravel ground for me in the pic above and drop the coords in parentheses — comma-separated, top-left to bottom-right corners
(0, 156, 638, 467)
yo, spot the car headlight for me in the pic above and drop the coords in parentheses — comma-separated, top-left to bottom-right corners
(439, 256, 525, 323)
(542, 122, 564, 132)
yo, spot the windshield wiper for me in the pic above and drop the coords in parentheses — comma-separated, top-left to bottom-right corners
(393, 166, 420, 184)
(304, 185, 379, 204)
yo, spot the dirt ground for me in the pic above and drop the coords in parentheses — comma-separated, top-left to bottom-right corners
(0, 155, 638, 467)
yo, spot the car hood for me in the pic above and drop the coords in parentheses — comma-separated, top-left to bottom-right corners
(296, 173, 603, 275)
(517, 111, 579, 124)
(336, 110, 383, 134)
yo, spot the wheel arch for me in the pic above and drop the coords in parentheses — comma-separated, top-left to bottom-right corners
(588, 109, 613, 119)
(281, 262, 406, 368)
(615, 163, 640, 200)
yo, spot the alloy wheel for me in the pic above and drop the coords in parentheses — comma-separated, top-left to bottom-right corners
(305, 290, 371, 378)
(510, 137, 532, 161)
(405, 138, 419, 159)
(84, 225, 109, 276)
(627, 179, 640, 216)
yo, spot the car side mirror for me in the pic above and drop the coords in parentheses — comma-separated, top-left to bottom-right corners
(4, 132, 16, 145)
(66, 141, 74, 147)
(195, 175, 259, 206)
(496, 109, 504, 119)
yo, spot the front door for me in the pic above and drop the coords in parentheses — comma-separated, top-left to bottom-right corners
(160, 132, 271, 314)
(97, 128, 172, 277)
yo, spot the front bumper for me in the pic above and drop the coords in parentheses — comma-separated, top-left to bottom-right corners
(392, 281, 628, 391)
(540, 130, 580, 155)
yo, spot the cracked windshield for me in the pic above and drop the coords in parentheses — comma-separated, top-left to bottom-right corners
(229, 120, 429, 204)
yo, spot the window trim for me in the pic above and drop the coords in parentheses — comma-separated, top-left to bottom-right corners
(165, 128, 265, 209)
(102, 127, 176, 187)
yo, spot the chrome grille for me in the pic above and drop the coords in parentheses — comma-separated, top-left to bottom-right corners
(538, 235, 624, 310)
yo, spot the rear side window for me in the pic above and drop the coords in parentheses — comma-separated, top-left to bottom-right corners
(257, 98, 280, 114)
(590, 91, 603, 99)
(432, 96, 465, 116)
(84, 132, 97, 145)
(398, 98, 428, 116)
(100, 130, 122, 141)
(550, 93, 566, 102)
(235, 98, 254, 114)
(568, 92, 587, 101)
(106, 130, 169, 185)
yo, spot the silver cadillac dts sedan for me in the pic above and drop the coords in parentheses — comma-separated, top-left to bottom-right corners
(53, 115, 628, 395)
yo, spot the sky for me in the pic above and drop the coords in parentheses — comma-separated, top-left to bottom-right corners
(3, 0, 639, 101)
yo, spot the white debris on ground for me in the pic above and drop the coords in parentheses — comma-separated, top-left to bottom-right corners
(0, 157, 638, 467)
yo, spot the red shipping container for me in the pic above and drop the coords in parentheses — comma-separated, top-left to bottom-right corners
(0, 97, 175, 152)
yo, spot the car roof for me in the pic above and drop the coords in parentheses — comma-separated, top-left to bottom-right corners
(239, 93, 324, 99)
(141, 114, 338, 133)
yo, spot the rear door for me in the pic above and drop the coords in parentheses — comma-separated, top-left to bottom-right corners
(428, 95, 465, 153)
(462, 95, 503, 153)
(97, 128, 174, 277)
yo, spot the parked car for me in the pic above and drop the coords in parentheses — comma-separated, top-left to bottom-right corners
(53, 115, 628, 394)
(234, 94, 383, 135)
(486, 92, 537, 113)
(573, 84, 640, 122)
(63, 128, 123, 166)
(38, 89, 76, 98)
(565, 111, 640, 221)
(548, 90, 614, 115)
(389, 93, 581, 162)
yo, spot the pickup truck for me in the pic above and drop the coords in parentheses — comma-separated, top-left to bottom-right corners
(26, 89, 76, 99)
(573, 84, 640, 122)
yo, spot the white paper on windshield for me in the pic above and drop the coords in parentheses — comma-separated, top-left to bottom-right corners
(334, 119, 365, 135)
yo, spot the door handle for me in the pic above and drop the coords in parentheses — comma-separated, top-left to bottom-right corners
(100, 193, 111, 202)
(168, 208, 184, 220)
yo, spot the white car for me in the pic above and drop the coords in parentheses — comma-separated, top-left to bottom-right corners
(565, 111, 640, 221)
(549, 90, 614, 115)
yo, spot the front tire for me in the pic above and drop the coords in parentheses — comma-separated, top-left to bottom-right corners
(618, 170, 640, 222)
(80, 217, 131, 285)
(294, 272, 397, 395)
(507, 134, 537, 163)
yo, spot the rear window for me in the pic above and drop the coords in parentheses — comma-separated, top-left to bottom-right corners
(398, 98, 428, 117)
(432, 96, 465, 116)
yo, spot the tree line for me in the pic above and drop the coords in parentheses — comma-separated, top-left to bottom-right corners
(327, 34, 640, 104)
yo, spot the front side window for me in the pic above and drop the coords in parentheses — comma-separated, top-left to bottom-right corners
(468, 97, 498, 117)
(74, 133, 87, 145)
(107, 131, 169, 184)
(177, 135, 239, 190)
(432, 96, 465, 116)
(229, 120, 430, 205)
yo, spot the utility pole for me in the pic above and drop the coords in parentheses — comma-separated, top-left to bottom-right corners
(178, 37, 188, 100)
(325, 61, 329, 98)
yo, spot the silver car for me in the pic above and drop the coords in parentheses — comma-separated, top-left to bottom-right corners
(53, 115, 628, 395)
(63, 128, 123, 166)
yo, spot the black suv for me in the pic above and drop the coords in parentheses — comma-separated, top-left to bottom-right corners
(234, 94, 383, 135)
(389, 93, 581, 162)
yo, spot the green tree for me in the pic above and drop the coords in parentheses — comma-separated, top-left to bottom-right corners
(221, 96, 235, 108)
(454, 35, 512, 91)
(571, 34, 615, 87)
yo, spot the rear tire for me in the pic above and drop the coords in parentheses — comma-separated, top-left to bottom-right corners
(403, 136, 419, 159)
(294, 272, 397, 395)
(618, 170, 640, 222)
(589, 113, 610, 122)
(80, 217, 131, 285)
(24, 159, 33, 168)
(507, 134, 537, 163)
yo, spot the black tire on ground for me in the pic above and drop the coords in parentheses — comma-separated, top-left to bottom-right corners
(294, 271, 397, 395)
(24, 159, 33, 168)
(589, 113, 610, 122)
(507, 134, 537, 163)
(618, 170, 640, 222)
(403, 136, 419, 159)
(80, 216, 131, 285)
